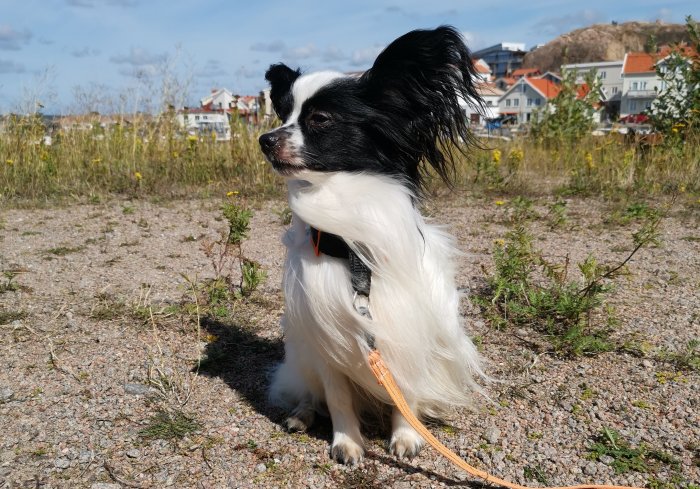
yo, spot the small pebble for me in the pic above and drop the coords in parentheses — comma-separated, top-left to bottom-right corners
(124, 383, 151, 395)
(255, 463, 267, 473)
(583, 461, 597, 476)
(484, 426, 501, 444)
(0, 387, 14, 403)
(126, 448, 141, 458)
(599, 454, 614, 465)
(54, 457, 71, 469)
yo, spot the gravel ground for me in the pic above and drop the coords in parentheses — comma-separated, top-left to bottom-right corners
(1, 194, 698, 488)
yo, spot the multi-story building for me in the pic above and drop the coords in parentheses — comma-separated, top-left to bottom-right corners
(498, 77, 561, 124)
(561, 60, 623, 118)
(620, 52, 662, 117)
(472, 42, 527, 79)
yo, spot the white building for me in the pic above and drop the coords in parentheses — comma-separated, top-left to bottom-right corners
(200, 88, 235, 111)
(176, 109, 231, 141)
(562, 60, 623, 112)
(462, 83, 504, 125)
(620, 52, 661, 117)
(498, 77, 561, 124)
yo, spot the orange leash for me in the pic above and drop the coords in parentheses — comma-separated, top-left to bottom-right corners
(367, 349, 644, 489)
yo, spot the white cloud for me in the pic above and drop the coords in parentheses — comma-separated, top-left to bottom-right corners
(349, 45, 384, 67)
(0, 25, 32, 51)
(250, 40, 286, 52)
(71, 46, 100, 58)
(284, 43, 318, 60)
(110, 47, 166, 66)
(0, 59, 26, 74)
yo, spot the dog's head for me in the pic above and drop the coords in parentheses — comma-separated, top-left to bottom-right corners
(259, 26, 483, 191)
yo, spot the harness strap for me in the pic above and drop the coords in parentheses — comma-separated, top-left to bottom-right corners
(310, 226, 371, 297)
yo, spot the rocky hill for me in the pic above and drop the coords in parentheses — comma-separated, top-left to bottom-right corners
(522, 21, 689, 72)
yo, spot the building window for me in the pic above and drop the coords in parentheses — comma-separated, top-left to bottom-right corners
(631, 81, 638, 90)
(527, 98, 533, 106)
(612, 86, 618, 94)
(630, 101, 637, 112)
(600, 71, 606, 79)
(514, 99, 519, 106)
(644, 101, 651, 109)
(640, 81, 647, 90)
(195, 115, 200, 121)
(506, 99, 511, 107)
(535, 98, 541, 106)
(486, 100, 493, 106)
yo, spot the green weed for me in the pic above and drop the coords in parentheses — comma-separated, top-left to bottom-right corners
(45, 245, 85, 256)
(588, 428, 679, 474)
(0, 310, 28, 324)
(478, 210, 661, 356)
(139, 409, 201, 440)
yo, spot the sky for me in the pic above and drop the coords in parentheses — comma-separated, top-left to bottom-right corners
(0, 0, 697, 114)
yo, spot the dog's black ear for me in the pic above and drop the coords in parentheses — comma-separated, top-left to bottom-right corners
(361, 26, 483, 187)
(265, 63, 302, 122)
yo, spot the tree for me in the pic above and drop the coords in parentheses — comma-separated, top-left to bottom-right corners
(648, 16, 700, 138)
(530, 69, 602, 144)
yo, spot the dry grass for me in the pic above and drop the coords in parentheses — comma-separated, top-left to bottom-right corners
(1, 112, 699, 202)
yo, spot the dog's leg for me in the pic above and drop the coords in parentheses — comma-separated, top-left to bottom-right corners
(389, 405, 424, 458)
(285, 396, 315, 432)
(322, 369, 364, 464)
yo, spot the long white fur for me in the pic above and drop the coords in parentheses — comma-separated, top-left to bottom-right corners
(269, 171, 486, 420)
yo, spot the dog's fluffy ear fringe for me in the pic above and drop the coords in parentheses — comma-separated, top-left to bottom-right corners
(265, 63, 302, 122)
(360, 25, 484, 189)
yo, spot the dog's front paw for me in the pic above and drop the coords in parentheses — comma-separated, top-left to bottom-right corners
(389, 427, 424, 459)
(331, 433, 364, 465)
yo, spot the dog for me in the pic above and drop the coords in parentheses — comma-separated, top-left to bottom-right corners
(258, 26, 486, 464)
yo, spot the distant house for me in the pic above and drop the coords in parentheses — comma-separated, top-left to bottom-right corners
(201, 88, 235, 111)
(176, 108, 231, 141)
(620, 52, 660, 117)
(562, 60, 623, 118)
(472, 58, 492, 82)
(462, 83, 504, 125)
(512, 67, 541, 79)
(494, 76, 517, 91)
(472, 42, 527, 79)
(498, 77, 561, 124)
(538, 71, 562, 84)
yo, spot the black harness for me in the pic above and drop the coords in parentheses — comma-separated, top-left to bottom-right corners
(310, 226, 372, 297)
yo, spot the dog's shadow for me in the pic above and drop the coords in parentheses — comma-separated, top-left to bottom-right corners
(197, 315, 484, 487)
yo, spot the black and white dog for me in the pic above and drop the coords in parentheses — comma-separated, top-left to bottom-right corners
(259, 26, 486, 464)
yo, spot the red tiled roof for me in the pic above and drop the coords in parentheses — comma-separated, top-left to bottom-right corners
(512, 67, 540, 77)
(658, 43, 698, 59)
(527, 78, 561, 99)
(471, 58, 491, 74)
(623, 52, 656, 74)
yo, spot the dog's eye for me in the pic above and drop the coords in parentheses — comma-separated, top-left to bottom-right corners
(307, 111, 332, 127)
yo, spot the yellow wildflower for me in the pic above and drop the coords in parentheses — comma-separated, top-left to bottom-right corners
(226, 190, 239, 197)
(495, 200, 506, 206)
(6, 159, 14, 165)
(507, 148, 524, 165)
(492, 149, 502, 164)
(494, 239, 505, 246)
(92, 157, 101, 164)
(134, 171, 142, 181)
(172, 151, 179, 158)
(584, 152, 595, 169)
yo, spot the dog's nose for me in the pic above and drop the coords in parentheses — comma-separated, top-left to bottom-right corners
(259, 132, 279, 153)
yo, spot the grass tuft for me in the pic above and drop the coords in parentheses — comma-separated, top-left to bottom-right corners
(139, 409, 201, 440)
